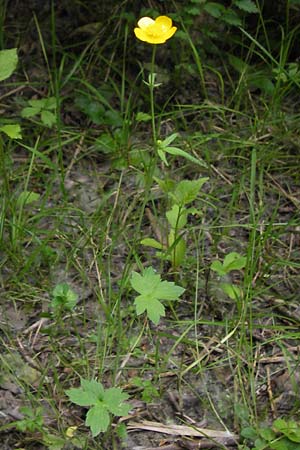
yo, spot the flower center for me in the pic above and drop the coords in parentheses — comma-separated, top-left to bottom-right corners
(146, 23, 167, 37)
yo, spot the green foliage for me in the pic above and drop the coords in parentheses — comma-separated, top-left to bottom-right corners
(241, 418, 300, 450)
(0, 48, 18, 81)
(21, 97, 57, 128)
(51, 283, 78, 314)
(0, 124, 22, 139)
(130, 267, 185, 324)
(142, 178, 208, 268)
(170, 178, 209, 207)
(75, 94, 122, 127)
(211, 252, 246, 301)
(16, 190, 40, 208)
(15, 406, 44, 433)
(65, 379, 130, 437)
(131, 376, 160, 403)
(157, 133, 207, 168)
(211, 252, 247, 276)
(0, 48, 22, 139)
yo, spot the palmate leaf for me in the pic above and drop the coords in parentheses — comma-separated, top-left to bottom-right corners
(131, 267, 185, 324)
(153, 279, 185, 300)
(134, 295, 165, 325)
(65, 387, 96, 407)
(103, 388, 130, 416)
(130, 268, 161, 295)
(65, 379, 104, 406)
(86, 404, 110, 437)
(66, 379, 130, 436)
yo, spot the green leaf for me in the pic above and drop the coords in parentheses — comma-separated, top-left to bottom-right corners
(166, 205, 187, 229)
(131, 267, 184, 324)
(0, 124, 22, 139)
(241, 426, 258, 440)
(134, 295, 165, 325)
(220, 283, 242, 300)
(80, 379, 104, 400)
(228, 54, 249, 74)
(44, 97, 57, 109)
(160, 133, 178, 147)
(131, 268, 161, 295)
(211, 260, 227, 276)
(28, 98, 46, 109)
(234, 0, 258, 13)
(204, 2, 225, 18)
(270, 437, 297, 450)
(51, 282, 78, 311)
(171, 178, 209, 206)
(21, 106, 42, 118)
(222, 10, 242, 26)
(16, 190, 40, 208)
(86, 404, 110, 436)
(163, 145, 207, 167)
(103, 388, 130, 416)
(65, 387, 96, 407)
(153, 278, 185, 300)
(273, 419, 300, 443)
(65, 379, 104, 406)
(259, 426, 276, 441)
(168, 231, 186, 268)
(136, 112, 151, 122)
(158, 147, 169, 165)
(223, 252, 246, 271)
(141, 238, 164, 250)
(0, 48, 18, 81)
(41, 110, 56, 127)
(253, 437, 268, 450)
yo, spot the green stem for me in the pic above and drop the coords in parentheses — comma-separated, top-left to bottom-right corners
(149, 45, 157, 151)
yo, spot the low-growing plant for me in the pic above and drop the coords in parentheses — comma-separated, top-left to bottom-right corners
(131, 376, 160, 403)
(241, 418, 300, 450)
(21, 96, 57, 128)
(142, 177, 208, 268)
(211, 251, 246, 301)
(51, 282, 78, 315)
(130, 266, 185, 324)
(65, 378, 130, 437)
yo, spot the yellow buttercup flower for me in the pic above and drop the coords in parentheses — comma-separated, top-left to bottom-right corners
(134, 16, 177, 44)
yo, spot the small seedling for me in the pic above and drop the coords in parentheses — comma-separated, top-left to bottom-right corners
(51, 283, 78, 314)
(241, 418, 300, 450)
(211, 252, 246, 276)
(65, 378, 130, 437)
(211, 252, 246, 300)
(130, 266, 185, 324)
(131, 376, 160, 403)
(15, 406, 44, 433)
(21, 97, 57, 128)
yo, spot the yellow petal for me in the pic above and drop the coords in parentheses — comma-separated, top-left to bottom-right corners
(162, 26, 177, 41)
(66, 426, 77, 438)
(155, 16, 172, 32)
(138, 17, 154, 30)
(134, 27, 151, 42)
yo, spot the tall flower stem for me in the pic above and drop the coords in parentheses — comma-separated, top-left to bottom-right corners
(145, 45, 158, 188)
(149, 45, 157, 152)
